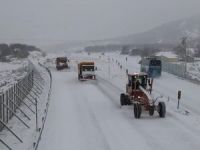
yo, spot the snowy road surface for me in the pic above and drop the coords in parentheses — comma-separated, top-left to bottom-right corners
(38, 61, 200, 150)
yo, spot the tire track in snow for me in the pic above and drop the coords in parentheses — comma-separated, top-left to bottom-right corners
(80, 83, 157, 150)
(95, 74, 200, 150)
(67, 78, 112, 150)
(75, 85, 112, 150)
(93, 76, 166, 150)
(38, 71, 111, 150)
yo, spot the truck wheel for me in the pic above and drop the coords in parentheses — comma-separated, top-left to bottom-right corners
(125, 95, 131, 105)
(120, 93, 125, 106)
(78, 75, 81, 80)
(149, 106, 154, 116)
(158, 102, 166, 118)
(134, 103, 142, 119)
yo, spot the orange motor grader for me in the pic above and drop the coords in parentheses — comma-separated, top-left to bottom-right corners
(78, 62, 96, 80)
(120, 72, 166, 119)
(56, 57, 69, 70)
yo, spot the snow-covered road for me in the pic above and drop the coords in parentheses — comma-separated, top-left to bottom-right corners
(38, 59, 200, 150)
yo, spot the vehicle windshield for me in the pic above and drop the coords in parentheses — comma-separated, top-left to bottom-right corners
(150, 60, 161, 66)
(82, 65, 94, 71)
(131, 76, 147, 88)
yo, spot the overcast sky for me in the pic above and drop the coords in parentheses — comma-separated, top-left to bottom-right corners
(1, 0, 200, 45)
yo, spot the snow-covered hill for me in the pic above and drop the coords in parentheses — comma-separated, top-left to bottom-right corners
(111, 14, 200, 45)
(0, 60, 28, 90)
(41, 14, 200, 53)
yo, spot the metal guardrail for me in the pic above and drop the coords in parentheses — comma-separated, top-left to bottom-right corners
(0, 61, 47, 150)
(33, 62, 52, 150)
(162, 60, 200, 84)
(0, 62, 34, 149)
(0, 70, 33, 129)
(162, 61, 186, 78)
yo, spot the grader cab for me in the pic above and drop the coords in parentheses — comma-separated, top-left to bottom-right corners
(120, 73, 166, 119)
(56, 57, 69, 70)
(78, 62, 96, 80)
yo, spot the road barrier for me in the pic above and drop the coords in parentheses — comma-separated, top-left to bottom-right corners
(162, 61, 186, 78)
(33, 62, 52, 150)
(0, 64, 33, 129)
(162, 60, 200, 84)
(0, 61, 48, 150)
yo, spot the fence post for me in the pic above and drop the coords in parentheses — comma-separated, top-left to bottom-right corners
(35, 98, 38, 131)
(2, 93, 5, 123)
(0, 94, 3, 130)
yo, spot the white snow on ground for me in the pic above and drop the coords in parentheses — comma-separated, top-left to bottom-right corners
(0, 60, 28, 90)
(37, 51, 200, 150)
(187, 62, 200, 81)
(156, 51, 178, 58)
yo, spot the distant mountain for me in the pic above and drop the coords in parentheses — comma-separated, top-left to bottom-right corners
(113, 14, 200, 45)
(41, 41, 88, 52)
(41, 40, 118, 52)
(42, 15, 200, 52)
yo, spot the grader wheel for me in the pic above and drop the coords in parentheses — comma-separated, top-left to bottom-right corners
(149, 106, 154, 116)
(120, 93, 125, 106)
(120, 94, 130, 106)
(78, 74, 81, 80)
(158, 102, 166, 118)
(133, 103, 142, 119)
(126, 95, 131, 105)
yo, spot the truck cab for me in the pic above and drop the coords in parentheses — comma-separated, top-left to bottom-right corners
(56, 57, 69, 70)
(78, 62, 96, 80)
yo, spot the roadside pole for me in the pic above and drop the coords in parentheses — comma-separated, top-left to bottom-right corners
(177, 90, 181, 109)
(108, 57, 111, 79)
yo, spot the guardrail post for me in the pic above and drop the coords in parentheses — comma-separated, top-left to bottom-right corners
(0, 119, 23, 143)
(0, 94, 3, 130)
(34, 62, 52, 150)
(2, 93, 5, 123)
(0, 139, 12, 150)
(6, 90, 9, 123)
(35, 98, 38, 131)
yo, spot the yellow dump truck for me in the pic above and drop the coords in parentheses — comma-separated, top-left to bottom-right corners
(78, 62, 96, 80)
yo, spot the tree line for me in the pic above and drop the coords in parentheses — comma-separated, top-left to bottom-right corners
(0, 43, 40, 61)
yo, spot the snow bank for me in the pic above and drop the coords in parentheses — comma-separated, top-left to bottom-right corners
(0, 60, 29, 90)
